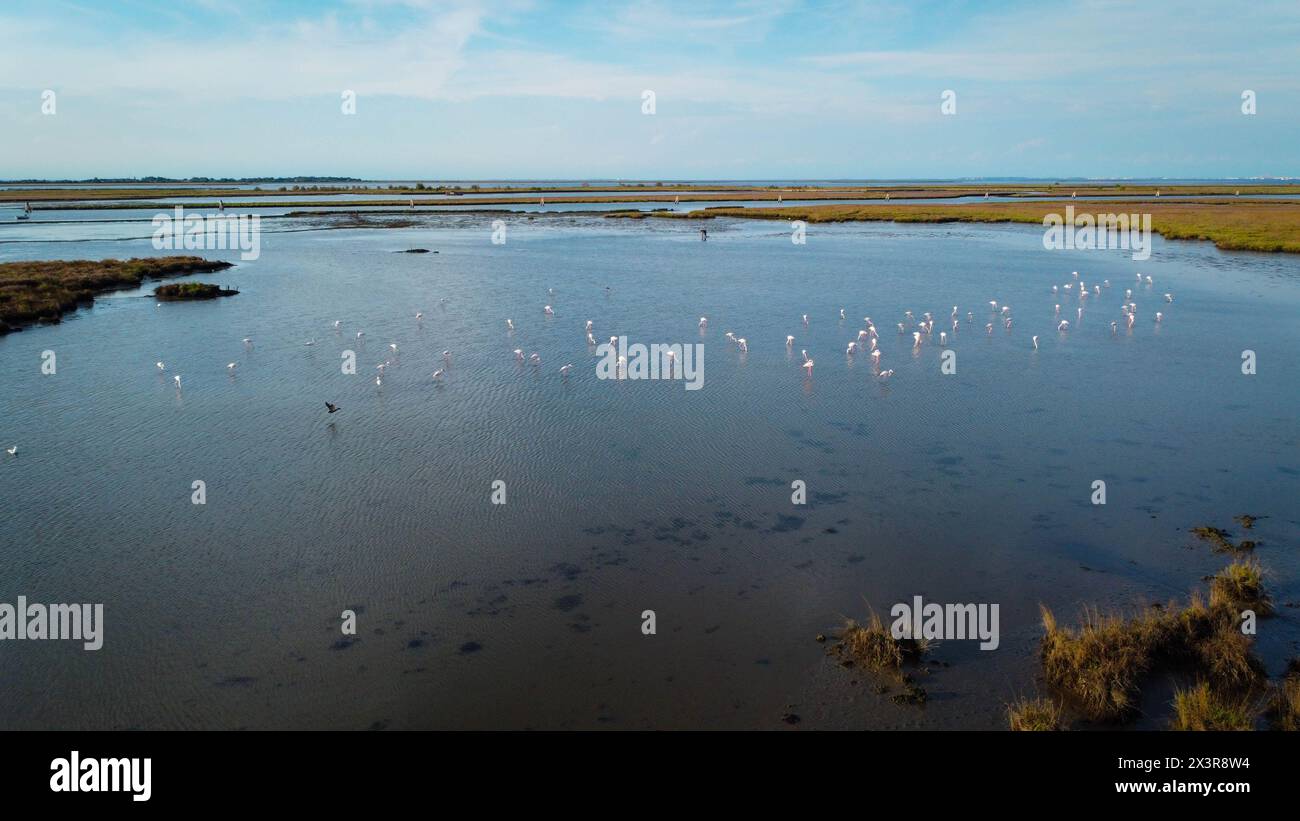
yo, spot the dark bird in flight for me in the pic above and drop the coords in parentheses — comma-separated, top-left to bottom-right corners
(325, 402, 340, 414)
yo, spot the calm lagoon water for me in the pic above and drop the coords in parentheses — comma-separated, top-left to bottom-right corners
(1, 212, 1297, 729)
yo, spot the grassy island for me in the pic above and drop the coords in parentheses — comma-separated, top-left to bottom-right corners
(0, 256, 232, 333)
(153, 282, 238, 300)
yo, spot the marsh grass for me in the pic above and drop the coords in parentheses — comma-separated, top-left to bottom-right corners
(153, 282, 237, 300)
(0, 256, 232, 332)
(1040, 606, 1155, 722)
(1269, 666, 1300, 731)
(1007, 697, 1063, 731)
(1209, 559, 1272, 615)
(1171, 683, 1258, 731)
(1040, 577, 1269, 723)
(834, 613, 928, 672)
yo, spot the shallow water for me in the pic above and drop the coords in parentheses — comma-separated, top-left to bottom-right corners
(1, 213, 1296, 729)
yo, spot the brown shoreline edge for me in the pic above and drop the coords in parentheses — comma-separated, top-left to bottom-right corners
(0, 256, 233, 334)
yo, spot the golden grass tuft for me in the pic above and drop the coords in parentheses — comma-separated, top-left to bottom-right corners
(834, 612, 927, 671)
(1170, 682, 1257, 731)
(1209, 559, 1272, 616)
(1039, 605, 1154, 722)
(1007, 697, 1062, 731)
(1269, 672, 1300, 731)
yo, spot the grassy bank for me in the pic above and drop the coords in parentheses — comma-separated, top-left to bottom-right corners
(614, 200, 1300, 254)
(0, 256, 232, 333)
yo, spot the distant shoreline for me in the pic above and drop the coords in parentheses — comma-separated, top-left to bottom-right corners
(607, 199, 1300, 255)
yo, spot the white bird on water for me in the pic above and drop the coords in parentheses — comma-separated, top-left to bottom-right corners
(173, 375, 182, 388)
(1155, 312, 1163, 323)
(416, 312, 424, 321)
(543, 305, 555, 315)
(737, 338, 748, 352)
(839, 309, 846, 320)
(986, 323, 993, 334)
(802, 314, 809, 325)
(1164, 293, 1174, 303)
(939, 332, 947, 346)
(334, 320, 342, 329)
(870, 349, 881, 363)
(357, 331, 365, 339)
(514, 349, 524, 361)
(227, 362, 237, 371)
(529, 353, 541, 365)
(442, 350, 452, 363)
(305, 338, 316, 346)
(699, 317, 708, 329)
(585, 320, 593, 331)
(846, 342, 858, 354)
(786, 335, 795, 347)
(802, 359, 814, 375)
(506, 319, 515, 331)
(878, 369, 894, 379)
(389, 343, 398, 353)
(1032, 335, 1039, 350)
(431, 369, 444, 380)
(156, 361, 165, 371)
(560, 364, 573, 376)
(896, 323, 906, 334)
(801, 349, 810, 363)
(913, 331, 922, 348)
(242, 337, 252, 346)
(5, 445, 15, 456)
(1058, 320, 1070, 331)
(586, 332, 596, 345)
(1110, 321, 1118, 333)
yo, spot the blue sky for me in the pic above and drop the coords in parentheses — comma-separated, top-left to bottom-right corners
(1, 0, 1298, 179)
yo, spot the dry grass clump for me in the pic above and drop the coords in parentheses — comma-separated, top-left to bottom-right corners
(1007, 697, 1062, 731)
(1209, 559, 1272, 615)
(1268, 662, 1300, 731)
(1040, 606, 1154, 722)
(833, 613, 927, 671)
(1171, 683, 1258, 730)
(1040, 572, 1271, 724)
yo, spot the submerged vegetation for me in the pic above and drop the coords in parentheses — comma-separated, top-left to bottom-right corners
(0, 256, 232, 333)
(1191, 522, 1258, 553)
